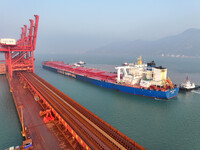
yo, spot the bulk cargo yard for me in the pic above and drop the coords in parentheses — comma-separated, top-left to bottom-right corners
(0, 16, 145, 149)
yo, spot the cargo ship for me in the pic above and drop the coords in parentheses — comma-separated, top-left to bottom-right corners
(42, 57, 179, 99)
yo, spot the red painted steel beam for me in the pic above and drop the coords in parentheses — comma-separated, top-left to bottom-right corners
(28, 19, 34, 46)
(0, 48, 9, 52)
(24, 25, 27, 39)
(12, 52, 28, 65)
(21, 27, 24, 42)
(32, 15, 39, 50)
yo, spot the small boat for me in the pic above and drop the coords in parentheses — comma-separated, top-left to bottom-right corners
(78, 60, 85, 65)
(74, 62, 81, 67)
(122, 62, 135, 66)
(180, 76, 196, 90)
(123, 62, 128, 66)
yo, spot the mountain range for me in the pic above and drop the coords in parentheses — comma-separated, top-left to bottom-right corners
(88, 28, 200, 56)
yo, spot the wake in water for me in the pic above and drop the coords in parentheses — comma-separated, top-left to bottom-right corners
(191, 90, 200, 95)
(154, 98, 163, 101)
(154, 98, 170, 101)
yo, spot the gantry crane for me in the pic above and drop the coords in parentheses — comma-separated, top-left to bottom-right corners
(0, 15, 39, 90)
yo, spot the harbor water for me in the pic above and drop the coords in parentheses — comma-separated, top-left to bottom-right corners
(0, 54, 200, 149)
(0, 75, 23, 149)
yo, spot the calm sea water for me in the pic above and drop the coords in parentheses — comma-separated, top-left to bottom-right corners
(1, 53, 200, 149)
(0, 75, 23, 149)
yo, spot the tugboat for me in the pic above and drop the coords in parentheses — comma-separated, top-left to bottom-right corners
(180, 76, 196, 90)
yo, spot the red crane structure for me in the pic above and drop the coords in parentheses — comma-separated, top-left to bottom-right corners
(0, 15, 39, 90)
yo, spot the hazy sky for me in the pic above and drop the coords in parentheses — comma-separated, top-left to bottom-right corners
(1, 0, 200, 54)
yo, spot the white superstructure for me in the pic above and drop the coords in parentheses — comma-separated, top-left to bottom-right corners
(115, 56, 168, 88)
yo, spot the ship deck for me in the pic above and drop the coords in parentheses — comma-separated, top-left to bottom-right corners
(44, 61, 118, 83)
